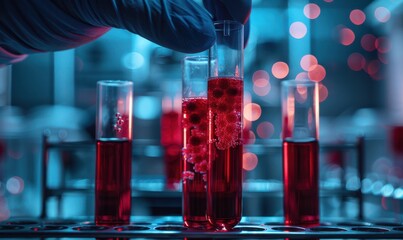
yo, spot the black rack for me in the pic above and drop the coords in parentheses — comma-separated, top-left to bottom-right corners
(1, 217, 403, 239)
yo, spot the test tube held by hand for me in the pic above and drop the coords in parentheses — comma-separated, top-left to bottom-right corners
(281, 79, 319, 227)
(95, 80, 133, 226)
(207, 20, 244, 230)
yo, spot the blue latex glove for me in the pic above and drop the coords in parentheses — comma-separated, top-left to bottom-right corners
(0, 0, 251, 66)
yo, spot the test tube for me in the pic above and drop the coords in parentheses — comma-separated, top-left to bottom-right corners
(161, 81, 182, 190)
(281, 79, 319, 227)
(95, 80, 133, 226)
(182, 56, 211, 229)
(207, 20, 244, 230)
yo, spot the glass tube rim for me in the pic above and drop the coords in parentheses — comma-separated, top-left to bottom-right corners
(281, 79, 316, 87)
(97, 80, 133, 87)
(213, 20, 244, 31)
(183, 55, 209, 64)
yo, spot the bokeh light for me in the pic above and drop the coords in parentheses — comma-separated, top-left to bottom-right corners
(324, 0, 333, 2)
(304, 3, 321, 19)
(300, 54, 318, 71)
(244, 103, 262, 122)
(319, 83, 329, 102)
(247, 130, 256, 144)
(378, 52, 388, 64)
(290, 22, 307, 39)
(252, 70, 270, 87)
(308, 64, 326, 82)
(348, 52, 366, 71)
(296, 85, 308, 103)
(246, 130, 256, 145)
(253, 84, 271, 96)
(339, 28, 355, 46)
(257, 122, 275, 139)
(243, 152, 258, 171)
(272, 61, 289, 79)
(6, 176, 24, 195)
(295, 72, 309, 80)
(375, 37, 390, 53)
(350, 9, 366, 25)
(361, 34, 376, 52)
(122, 52, 145, 69)
(375, 6, 391, 23)
(366, 59, 381, 76)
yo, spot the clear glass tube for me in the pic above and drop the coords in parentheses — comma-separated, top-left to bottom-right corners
(182, 56, 211, 229)
(95, 80, 133, 226)
(281, 79, 319, 227)
(207, 20, 244, 230)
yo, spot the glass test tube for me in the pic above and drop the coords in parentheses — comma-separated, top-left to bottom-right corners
(207, 20, 244, 230)
(95, 80, 133, 226)
(160, 81, 182, 190)
(281, 79, 319, 227)
(182, 56, 211, 229)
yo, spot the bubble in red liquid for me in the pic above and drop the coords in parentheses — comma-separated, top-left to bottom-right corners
(182, 171, 195, 180)
(226, 87, 239, 96)
(189, 114, 201, 124)
(213, 89, 224, 98)
(217, 103, 228, 112)
(194, 161, 208, 173)
(190, 136, 202, 146)
(226, 113, 238, 123)
(182, 97, 210, 228)
(193, 155, 203, 164)
(187, 102, 198, 111)
(208, 77, 243, 151)
(117, 119, 124, 125)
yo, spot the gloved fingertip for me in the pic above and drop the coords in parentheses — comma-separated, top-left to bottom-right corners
(166, 10, 217, 53)
(182, 28, 216, 53)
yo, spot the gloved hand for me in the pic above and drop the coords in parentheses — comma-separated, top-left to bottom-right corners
(203, 0, 251, 46)
(0, 0, 251, 66)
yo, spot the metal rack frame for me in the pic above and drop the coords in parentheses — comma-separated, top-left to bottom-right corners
(40, 129, 366, 220)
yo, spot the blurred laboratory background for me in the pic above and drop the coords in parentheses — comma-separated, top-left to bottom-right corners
(0, 0, 402, 223)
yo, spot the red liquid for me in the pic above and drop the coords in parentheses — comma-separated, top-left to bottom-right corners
(390, 125, 403, 157)
(161, 111, 182, 189)
(389, 126, 403, 184)
(161, 111, 182, 146)
(282, 139, 319, 227)
(207, 77, 243, 230)
(95, 139, 132, 226)
(182, 98, 210, 229)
